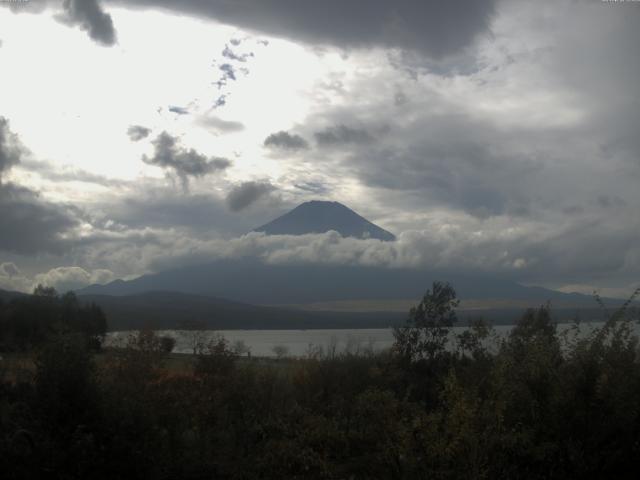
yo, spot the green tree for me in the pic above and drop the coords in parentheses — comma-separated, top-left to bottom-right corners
(33, 284, 58, 298)
(194, 334, 237, 379)
(393, 281, 459, 362)
(159, 335, 176, 353)
(272, 344, 289, 360)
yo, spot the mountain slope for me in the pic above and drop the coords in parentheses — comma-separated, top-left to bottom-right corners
(78, 258, 608, 309)
(0, 288, 28, 302)
(254, 200, 396, 241)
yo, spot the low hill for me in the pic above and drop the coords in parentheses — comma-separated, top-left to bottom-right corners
(0, 288, 28, 302)
(78, 291, 405, 331)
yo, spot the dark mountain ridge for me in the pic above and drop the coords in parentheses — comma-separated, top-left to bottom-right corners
(78, 258, 613, 309)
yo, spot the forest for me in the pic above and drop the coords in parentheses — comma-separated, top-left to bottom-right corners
(1, 282, 640, 479)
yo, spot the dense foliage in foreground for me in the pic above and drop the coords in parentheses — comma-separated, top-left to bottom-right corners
(1, 283, 640, 479)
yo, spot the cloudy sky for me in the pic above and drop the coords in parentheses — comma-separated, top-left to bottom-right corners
(0, 0, 638, 297)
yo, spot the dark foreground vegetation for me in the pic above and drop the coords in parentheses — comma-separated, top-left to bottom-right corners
(1, 283, 640, 479)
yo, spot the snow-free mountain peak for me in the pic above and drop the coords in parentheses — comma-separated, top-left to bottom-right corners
(253, 200, 396, 241)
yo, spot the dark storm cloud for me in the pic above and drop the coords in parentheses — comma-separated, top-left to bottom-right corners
(64, 184, 292, 276)
(273, 1, 639, 290)
(100, 185, 286, 236)
(0, 183, 78, 254)
(226, 181, 276, 212)
(506, 215, 640, 287)
(108, 0, 496, 58)
(59, 0, 116, 46)
(331, 4, 640, 226)
(314, 125, 373, 147)
(353, 139, 541, 218)
(6, 0, 115, 45)
(0, 117, 25, 174)
(11, 1, 496, 57)
(264, 131, 309, 151)
(142, 132, 231, 188)
(0, 117, 79, 254)
(127, 125, 152, 142)
(300, 92, 565, 220)
(105, 188, 234, 232)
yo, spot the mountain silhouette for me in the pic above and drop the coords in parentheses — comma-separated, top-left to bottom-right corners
(78, 258, 609, 309)
(254, 200, 396, 241)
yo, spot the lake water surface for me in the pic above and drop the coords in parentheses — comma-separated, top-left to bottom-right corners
(106, 321, 632, 357)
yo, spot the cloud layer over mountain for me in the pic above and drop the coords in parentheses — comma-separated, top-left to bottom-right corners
(0, 1, 638, 298)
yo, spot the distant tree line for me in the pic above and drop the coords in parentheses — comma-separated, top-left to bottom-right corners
(0, 285, 107, 352)
(1, 282, 640, 479)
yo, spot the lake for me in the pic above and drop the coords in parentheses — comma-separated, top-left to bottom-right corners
(106, 321, 631, 357)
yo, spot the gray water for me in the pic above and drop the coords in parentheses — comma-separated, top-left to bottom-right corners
(107, 328, 396, 357)
(106, 321, 634, 358)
